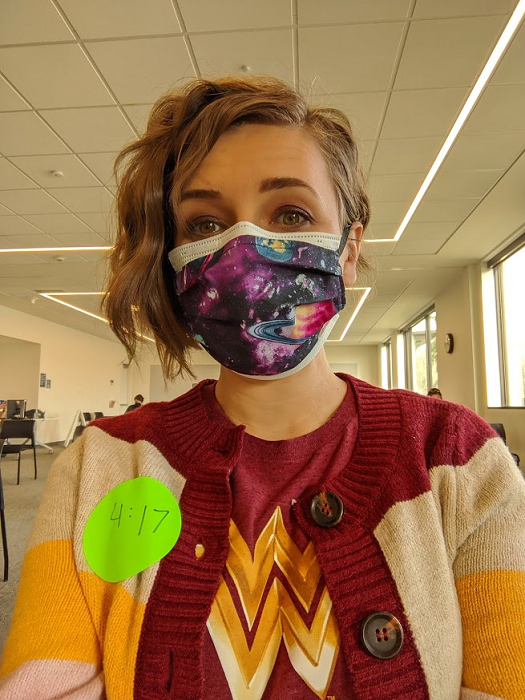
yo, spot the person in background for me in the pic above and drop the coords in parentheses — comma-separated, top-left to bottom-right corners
(0, 76, 523, 700)
(427, 387, 443, 399)
(125, 393, 144, 413)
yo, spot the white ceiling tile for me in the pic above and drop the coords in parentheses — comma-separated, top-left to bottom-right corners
(0, 75, 29, 110)
(365, 223, 399, 240)
(492, 21, 525, 85)
(369, 200, 409, 224)
(0, 252, 48, 263)
(47, 187, 114, 213)
(77, 153, 118, 186)
(0, 44, 114, 109)
(48, 232, 108, 246)
(193, 29, 293, 83)
(328, 92, 388, 141)
(369, 173, 424, 202)
(0, 216, 40, 235)
(122, 105, 154, 134)
(299, 23, 405, 92)
(412, 198, 479, 222)
(0, 204, 12, 215)
(462, 84, 525, 135)
(87, 38, 194, 104)
(413, 0, 515, 18)
(400, 221, 459, 241)
(299, 0, 412, 24)
(58, 0, 181, 39)
(381, 87, 466, 139)
(0, 0, 74, 45)
(426, 168, 503, 200)
(76, 212, 115, 234)
(392, 238, 444, 255)
(441, 133, 525, 171)
(0, 112, 69, 156)
(2, 233, 62, 247)
(0, 189, 68, 215)
(23, 213, 92, 234)
(10, 154, 101, 188)
(179, 0, 291, 31)
(371, 137, 442, 174)
(0, 159, 38, 189)
(394, 16, 507, 89)
(41, 107, 136, 153)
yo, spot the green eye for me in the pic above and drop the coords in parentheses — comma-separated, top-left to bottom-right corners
(282, 211, 303, 226)
(197, 221, 221, 234)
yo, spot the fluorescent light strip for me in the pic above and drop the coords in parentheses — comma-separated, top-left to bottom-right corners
(0, 246, 112, 253)
(326, 287, 371, 342)
(39, 292, 154, 343)
(369, 0, 525, 244)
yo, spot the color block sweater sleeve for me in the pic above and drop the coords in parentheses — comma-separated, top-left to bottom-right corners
(438, 407, 525, 700)
(0, 437, 105, 699)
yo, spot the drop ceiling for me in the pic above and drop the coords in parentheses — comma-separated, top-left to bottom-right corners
(0, 0, 524, 345)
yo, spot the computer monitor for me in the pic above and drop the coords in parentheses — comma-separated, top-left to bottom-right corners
(6, 399, 26, 419)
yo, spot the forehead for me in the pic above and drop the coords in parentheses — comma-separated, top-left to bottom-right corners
(185, 123, 333, 189)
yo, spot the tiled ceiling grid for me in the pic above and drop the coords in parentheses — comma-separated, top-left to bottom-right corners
(0, 0, 524, 345)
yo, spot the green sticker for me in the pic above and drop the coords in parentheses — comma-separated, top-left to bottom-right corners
(83, 477, 182, 583)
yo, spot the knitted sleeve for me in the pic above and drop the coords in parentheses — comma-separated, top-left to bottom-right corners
(0, 437, 104, 699)
(435, 407, 525, 700)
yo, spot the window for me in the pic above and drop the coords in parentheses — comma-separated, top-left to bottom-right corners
(403, 309, 438, 395)
(381, 341, 393, 389)
(484, 240, 525, 407)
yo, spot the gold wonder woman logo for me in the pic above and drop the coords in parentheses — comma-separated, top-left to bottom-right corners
(207, 507, 340, 700)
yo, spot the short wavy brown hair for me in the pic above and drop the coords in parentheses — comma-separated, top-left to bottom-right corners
(104, 76, 371, 379)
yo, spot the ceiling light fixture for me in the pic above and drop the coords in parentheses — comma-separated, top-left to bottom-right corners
(368, 0, 525, 244)
(38, 292, 154, 343)
(326, 287, 371, 342)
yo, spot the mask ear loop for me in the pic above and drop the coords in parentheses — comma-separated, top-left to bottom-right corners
(337, 224, 351, 257)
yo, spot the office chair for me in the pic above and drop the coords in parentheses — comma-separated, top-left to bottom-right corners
(0, 419, 38, 485)
(0, 461, 7, 581)
(490, 423, 520, 467)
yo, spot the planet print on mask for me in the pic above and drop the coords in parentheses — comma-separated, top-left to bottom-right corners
(170, 223, 348, 379)
(255, 236, 294, 262)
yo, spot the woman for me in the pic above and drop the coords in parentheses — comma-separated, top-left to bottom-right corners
(1, 77, 523, 700)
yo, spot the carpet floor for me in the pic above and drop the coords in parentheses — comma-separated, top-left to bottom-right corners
(0, 445, 65, 654)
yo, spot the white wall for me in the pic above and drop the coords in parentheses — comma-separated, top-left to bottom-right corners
(434, 268, 477, 410)
(0, 338, 40, 409)
(325, 344, 380, 386)
(0, 306, 128, 442)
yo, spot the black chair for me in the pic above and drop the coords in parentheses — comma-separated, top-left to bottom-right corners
(0, 419, 38, 485)
(490, 423, 520, 467)
(94, 412, 104, 419)
(82, 412, 93, 424)
(0, 459, 8, 581)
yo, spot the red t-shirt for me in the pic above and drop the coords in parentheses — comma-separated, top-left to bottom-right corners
(201, 379, 358, 699)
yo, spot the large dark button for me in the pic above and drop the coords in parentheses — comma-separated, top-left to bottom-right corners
(310, 491, 344, 528)
(361, 611, 404, 660)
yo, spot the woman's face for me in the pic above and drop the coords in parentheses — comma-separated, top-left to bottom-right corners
(175, 123, 362, 286)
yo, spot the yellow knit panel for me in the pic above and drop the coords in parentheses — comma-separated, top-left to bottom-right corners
(0, 540, 101, 677)
(78, 569, 145, 700)
(456, 569, 525, 700)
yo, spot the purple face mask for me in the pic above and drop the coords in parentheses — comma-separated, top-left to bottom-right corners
(168, 221, 348, 379)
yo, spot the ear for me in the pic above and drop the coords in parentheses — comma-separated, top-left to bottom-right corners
(340, 222, 363, 286)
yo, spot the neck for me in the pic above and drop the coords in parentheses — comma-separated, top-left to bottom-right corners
(214, 351, 347, 440)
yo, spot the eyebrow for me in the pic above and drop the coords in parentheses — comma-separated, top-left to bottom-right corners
(180, 177, 319, 202)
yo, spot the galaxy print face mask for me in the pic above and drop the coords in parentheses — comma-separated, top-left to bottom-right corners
(168, 221, 349, 379)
